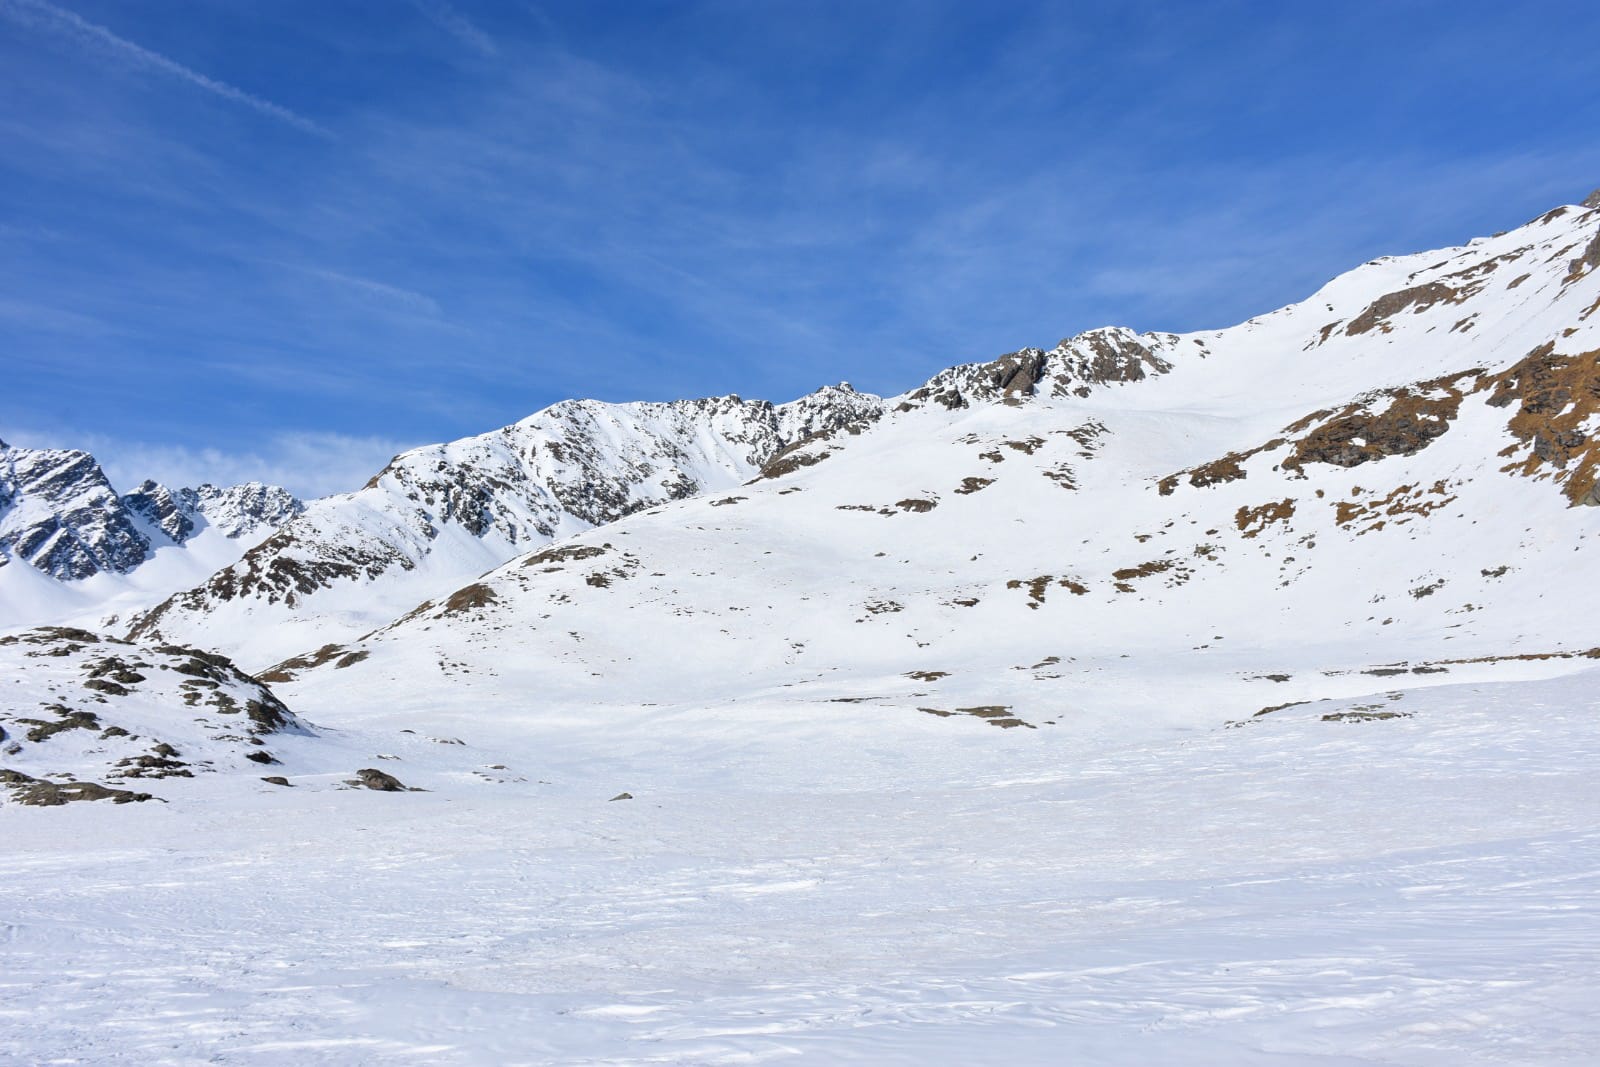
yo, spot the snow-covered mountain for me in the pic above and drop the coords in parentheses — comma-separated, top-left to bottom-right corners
(0, 441, 300, 582)
(129, 386, 886, 663)
(0, 439, 302, 631)
(119, 195, 1600, 677)
(265, 192, 1600, 719)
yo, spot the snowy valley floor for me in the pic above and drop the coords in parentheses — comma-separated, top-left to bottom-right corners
(3, 669, 1599, 1065)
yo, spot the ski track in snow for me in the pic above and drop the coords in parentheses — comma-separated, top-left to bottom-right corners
(2, 672, 1598, 1065)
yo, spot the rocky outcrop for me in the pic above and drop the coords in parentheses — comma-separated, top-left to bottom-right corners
(122, 480, 302, 544)
(899, 327, 1179, 410)
(1161, 371, 1482, 493)
(0, 626, 309, 806)
(1345, 281, 1480, 336)
(0, 446, 152, 579)
(1281, 373, 1479, 472)
(1566, 223, 1600, 285)
(121, 481, 198, 543)
(1484, 344, 1600, 504)
(0, 440, 301, 581)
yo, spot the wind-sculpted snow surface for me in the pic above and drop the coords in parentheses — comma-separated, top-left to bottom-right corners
(1, 669, 1597, 1062)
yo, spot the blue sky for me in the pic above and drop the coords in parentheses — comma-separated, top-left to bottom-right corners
(3, 0, 1599, 496)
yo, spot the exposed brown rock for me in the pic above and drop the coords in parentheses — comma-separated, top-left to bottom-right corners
(1332, 481, 1456, 533)
(1111, 559, 1176, 592)
(523, 543, 608, 567)
(1006, 575, 1088, 608)
(918, 705, 1033, 729)
(259, 643, 348, 683)
(0, 769, 154, 806)
(1345, 281, 1480, 336)
(1482, 344, 1600, 504)
(441, 583, 498, 616)
(1283, 373, 1479, 472)
(1235, 499, 1296, 538)
(757, 441, 832, 480)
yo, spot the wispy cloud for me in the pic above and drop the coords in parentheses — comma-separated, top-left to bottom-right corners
(301, 267, 443, 317)
(0, 296, 115, 338)
(3, 428, 416, 500)
(0, 0, 331, 137)
(411, 0, 498, 57)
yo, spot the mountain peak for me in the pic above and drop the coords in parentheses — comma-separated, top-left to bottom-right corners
(0, 440, 301, 586)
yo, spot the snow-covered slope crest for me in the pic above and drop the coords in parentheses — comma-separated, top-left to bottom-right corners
(129, 386, 886, 663)
(0, 626, 308, 806)
(0, 439, 300, 581)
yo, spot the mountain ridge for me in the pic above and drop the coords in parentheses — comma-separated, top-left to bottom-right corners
(9, 190, 1600, 681)
(254, 191, 1600, 718)
(0, 439, 301, 582)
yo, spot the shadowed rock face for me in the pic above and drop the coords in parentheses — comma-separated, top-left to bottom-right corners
(123, 481, 302, 544)
(121, 482, 198, 544)
(0, 440, 301, 581)
(1, 447, 151, 579)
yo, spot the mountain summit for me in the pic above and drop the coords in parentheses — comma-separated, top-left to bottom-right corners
(0, 440, 300, 582)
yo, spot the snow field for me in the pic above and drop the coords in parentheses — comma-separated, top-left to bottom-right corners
(3, 669, 1598, 1064)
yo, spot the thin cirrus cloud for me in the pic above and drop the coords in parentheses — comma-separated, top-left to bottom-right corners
(410, 0, 499, 57)
(0, 0, 331, 138)
(297, 267, 445, 320)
